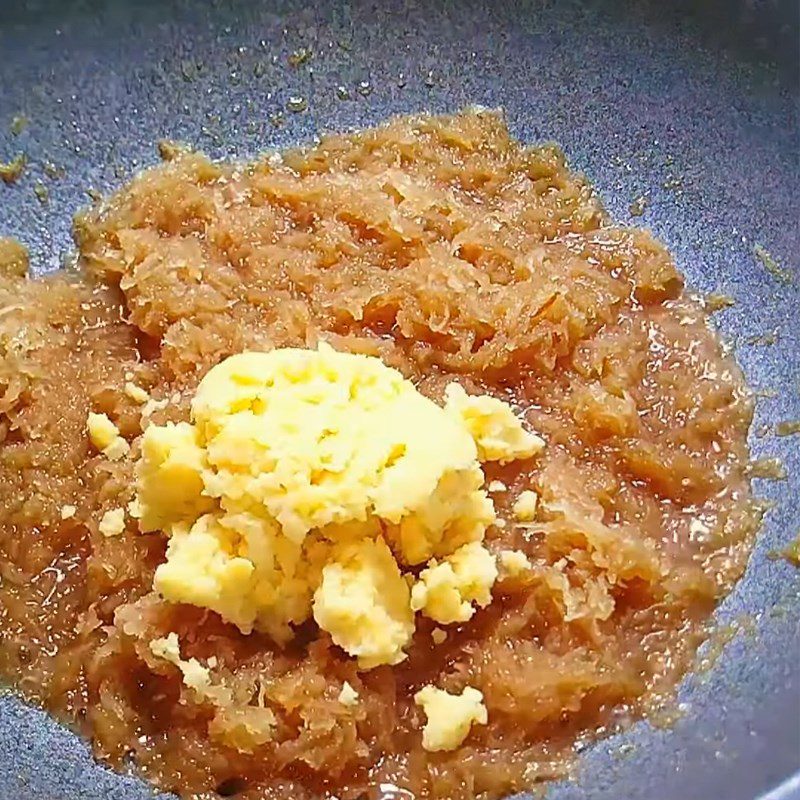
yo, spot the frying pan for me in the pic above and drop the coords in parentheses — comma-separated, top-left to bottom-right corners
(0, 1, 798, 798)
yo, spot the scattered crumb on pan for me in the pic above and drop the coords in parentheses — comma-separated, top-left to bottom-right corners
(157, 139, 192, 162)
(628, 195, 648, 216)
(754, 244, 792, 284)
(705, 293, 736, 312)
(748, 458, 787, 480)
(10, 114, 29, 136)
(744, 330, 778, 346)
(768, 534, 800, 568)
(33, 181, 49, 205)
(775, 421, 800, 437)
(43, 161, 65, 180)
(0, 153, 26, 184)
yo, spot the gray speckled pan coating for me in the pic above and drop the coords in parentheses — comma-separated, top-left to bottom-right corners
(0, 1, 798, 798)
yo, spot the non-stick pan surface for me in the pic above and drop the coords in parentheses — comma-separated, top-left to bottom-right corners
(0, 1, 798, 799)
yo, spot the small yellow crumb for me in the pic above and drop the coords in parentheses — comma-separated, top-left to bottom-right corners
(150, 632, 213, 693)
(411, 542, 498, 625)
(431, 628, 447, 645)
(487, 480, 507, 492)
(512, 490, 538, 521)
(60, 504, 76, 520)
(141, 397, 169, 418)
(414, 685, 487, 751)
(444, 382, 545, 464)
(170, 391, 182, 405)
(499, 549, 531, 577)
(151, 631, 181, 662)
(338, 681, 359, 706)
(125, 382, 150, 404)
(87, 412, 119, 451)
(99, 507, 126, 537)
(103, 437, 130, 461)
(87, 412, 129, 461)
(207, 655, 218, 669)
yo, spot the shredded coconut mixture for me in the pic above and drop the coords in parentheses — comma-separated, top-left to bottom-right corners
(0, 110, 759, 800)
